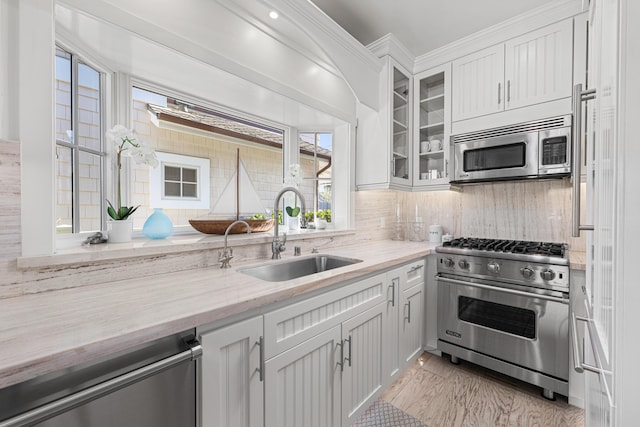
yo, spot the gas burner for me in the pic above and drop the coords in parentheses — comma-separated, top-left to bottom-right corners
(442, 238, 565, 258)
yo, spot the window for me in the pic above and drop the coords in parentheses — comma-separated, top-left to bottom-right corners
(131, 86, 285, 230)
(149, 151, 211, 210)
(54, 46, 105, 234)
(299, 132, 332, 220)
(164, 165, 197, 198)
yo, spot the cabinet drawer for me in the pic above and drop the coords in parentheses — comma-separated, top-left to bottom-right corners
(403, 259, 425, 291)
(264, 273, 386, 359)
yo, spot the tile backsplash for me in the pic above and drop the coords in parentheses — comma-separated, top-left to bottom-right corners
(356, 180, 586, 252)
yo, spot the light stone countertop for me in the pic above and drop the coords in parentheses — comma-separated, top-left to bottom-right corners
(0, 240, 438, 390)
(0, 241, 586, 390)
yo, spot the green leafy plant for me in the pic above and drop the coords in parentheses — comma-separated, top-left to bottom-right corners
(317, 209, 331, 222)
(105, 125, 158, 221)
(304, 211, 315, 222)
(285, 206, 301, 217)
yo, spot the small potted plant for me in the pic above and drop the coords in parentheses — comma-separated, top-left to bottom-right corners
(285, 204, 301, 231)
(316, 209, 331, 229)
(106, 125, 158, 242)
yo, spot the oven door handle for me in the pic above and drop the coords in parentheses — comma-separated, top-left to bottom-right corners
(436, 275, 569, 305)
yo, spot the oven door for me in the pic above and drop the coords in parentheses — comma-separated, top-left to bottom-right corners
(437, 275, 569, 381)
(453, 132, 538, 182)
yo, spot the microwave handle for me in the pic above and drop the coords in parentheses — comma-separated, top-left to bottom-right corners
(571, 83, 596, 237)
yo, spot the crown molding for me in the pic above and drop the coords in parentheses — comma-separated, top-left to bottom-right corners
(269, 0, 383, 72)
(367, 33, 415, 72)
(215, 0, 341, 79)
(265, 0, 383, 109)
(414, 0, 585, 73)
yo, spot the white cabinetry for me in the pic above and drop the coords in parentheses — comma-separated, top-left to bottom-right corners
(200, 259, 427, 427)
(451, 44, 504, 122)
(384, 260, 425, 385)
(452, 19, 573, 123)
(413, 64, 452, 189)
(264, 273, 387, 426)
(200, 316, 264, 427)
(398, 263, 424, 371)
(264, 325, 342, 427)
(391, 62, 413, 186)
(356, 57, 412, 190)
(341, 302, 387, 426)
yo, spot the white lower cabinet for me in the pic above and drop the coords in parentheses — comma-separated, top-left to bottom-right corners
(199, 315, 264, 427)
(341, 302, 387, 426)
(385, 260, 426, 384)
(200, 259, 426, 427)
(399, 283, 424, 370)
(264, 325, 343, 427)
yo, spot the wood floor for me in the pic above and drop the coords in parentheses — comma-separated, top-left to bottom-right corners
(380, 352, 584, 427)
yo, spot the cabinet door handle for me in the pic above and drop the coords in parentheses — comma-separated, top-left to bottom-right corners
(344, 336, 352, 368)
(405, 301, 411, 323)
(498, 82, 501, 104)
(337, 340, 344, 372)
(388, 279, 397, 306)
(256, 336, 264, 382)
(507, 80, 511, 102)
(408, 264, 424, 273)
(572, 83, 596, 237)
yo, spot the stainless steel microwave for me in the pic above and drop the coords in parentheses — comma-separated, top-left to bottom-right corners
(451, 115, 572, 184)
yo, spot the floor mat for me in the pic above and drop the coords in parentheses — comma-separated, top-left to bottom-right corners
(352, 399, 427, 427)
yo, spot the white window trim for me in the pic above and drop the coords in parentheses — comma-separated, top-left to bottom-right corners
(150, 152, 210, 209)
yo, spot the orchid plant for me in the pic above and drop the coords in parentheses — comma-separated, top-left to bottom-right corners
(106, 125, 158, 221)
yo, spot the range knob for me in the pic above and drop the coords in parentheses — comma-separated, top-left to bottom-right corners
(541, 269, 556, 281)
(520, 267, 535, 280)
(458, 259, 470, 269)
(487, 262, 500, 274)
(443, 258, 455, 268)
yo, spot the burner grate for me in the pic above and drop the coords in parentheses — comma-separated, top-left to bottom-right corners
(443, 238, 565, 258)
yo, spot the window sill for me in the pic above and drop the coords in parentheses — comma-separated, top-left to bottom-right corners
(17, 228, 356, 270)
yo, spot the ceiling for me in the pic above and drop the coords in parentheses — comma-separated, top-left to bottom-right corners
(310, 0, 558, 57)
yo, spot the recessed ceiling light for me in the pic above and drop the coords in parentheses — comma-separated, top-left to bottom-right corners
(269, 11, 279, 20)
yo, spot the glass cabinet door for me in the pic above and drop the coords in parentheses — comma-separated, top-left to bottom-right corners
(414, 64, 451, 188)
(392, 66, 411, 183)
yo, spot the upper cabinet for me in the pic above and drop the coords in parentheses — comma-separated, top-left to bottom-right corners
(451, 45, 504, 121)
(413, 64, 452, 189)
(391, 62, 413, 186)
(356, 57, 413, 190)
(452, 19, 574, 122)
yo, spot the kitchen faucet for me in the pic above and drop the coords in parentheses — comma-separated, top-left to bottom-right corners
(272, 187, 306, 259)
(219, 220, 251, 268)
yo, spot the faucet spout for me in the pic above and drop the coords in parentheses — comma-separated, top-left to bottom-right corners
(219, 220, 251, 268)
(272, 187, 306, 259)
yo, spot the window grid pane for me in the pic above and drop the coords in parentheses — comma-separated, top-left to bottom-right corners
(162, 165, 199, 199)
(55, 46, 105, 234)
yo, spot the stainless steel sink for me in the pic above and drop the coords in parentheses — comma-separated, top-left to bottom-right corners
(237, 254, 362, 282)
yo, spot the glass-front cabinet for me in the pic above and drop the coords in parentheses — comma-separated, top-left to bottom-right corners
(390, 61, 412, 186)
(413, 64, 451, 189)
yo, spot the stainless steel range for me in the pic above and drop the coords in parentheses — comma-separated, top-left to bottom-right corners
(436, 238, 570, 400)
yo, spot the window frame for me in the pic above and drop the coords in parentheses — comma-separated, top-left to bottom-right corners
(299, 131, 334, 216)
(149, 151, 211, 210)
(54, 43, 108, 237)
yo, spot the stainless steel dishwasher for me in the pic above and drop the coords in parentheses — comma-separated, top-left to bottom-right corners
(0, 330, 201, 427)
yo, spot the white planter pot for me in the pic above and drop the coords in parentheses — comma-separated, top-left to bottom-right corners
(108, 219, 133, 243)
(287, 215, 300, 231)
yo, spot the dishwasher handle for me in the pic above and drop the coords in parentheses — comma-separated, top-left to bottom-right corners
(0, 339, 202, 427)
